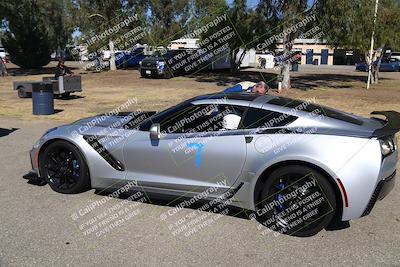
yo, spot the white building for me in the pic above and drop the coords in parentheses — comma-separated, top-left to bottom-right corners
(168, 39, 200, 50)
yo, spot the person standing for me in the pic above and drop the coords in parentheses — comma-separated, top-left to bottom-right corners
(54, 60, 73, 78)
(0, 58, 8, 76)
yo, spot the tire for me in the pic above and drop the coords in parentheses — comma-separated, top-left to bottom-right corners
(61, 92, 70, 99)
(39, 140, 91, 194)
(254, 165, 336, 237)
(18, 88, 28, 98)
(163, 71, 173, 79)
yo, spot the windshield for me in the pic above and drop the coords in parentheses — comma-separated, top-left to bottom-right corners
(135, 100, 192, 131)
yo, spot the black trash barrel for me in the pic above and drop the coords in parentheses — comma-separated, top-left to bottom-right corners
(291, 62, 299, 71)
(32, 82, 54, 115)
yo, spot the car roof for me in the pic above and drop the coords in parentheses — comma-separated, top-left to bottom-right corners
(192, 92, 275, 102)
(192, 92, 365, 126)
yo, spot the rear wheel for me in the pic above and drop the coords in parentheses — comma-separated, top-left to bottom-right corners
(163, 70, 173, 79)
(61, 92, 71, 99)
(39, 140, 91, 194)
(255, 165, 336, 237)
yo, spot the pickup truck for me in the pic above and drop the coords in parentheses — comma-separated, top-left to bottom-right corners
(138, 49, 200, 79)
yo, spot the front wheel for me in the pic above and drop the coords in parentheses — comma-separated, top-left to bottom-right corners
(39, 140, 91, 194)
(61, 92, 71, 99)
(255, 165, 336, 237)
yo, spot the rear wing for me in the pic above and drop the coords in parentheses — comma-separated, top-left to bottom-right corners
(371, 111, 400, 137)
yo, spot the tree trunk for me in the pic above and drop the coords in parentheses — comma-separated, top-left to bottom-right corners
(280, 34, 293, 91)
(230, 49, 240, 74)
(365, 51, 376, 86)
(281, 62, 291, 91)
(374, 46, 385, 84)
(109, 39, 116, 71)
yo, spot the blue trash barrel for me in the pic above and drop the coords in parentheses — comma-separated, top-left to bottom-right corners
(32, 82, 54, 115)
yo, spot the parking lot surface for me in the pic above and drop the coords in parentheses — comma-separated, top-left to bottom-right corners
(0, 117, 399, 266)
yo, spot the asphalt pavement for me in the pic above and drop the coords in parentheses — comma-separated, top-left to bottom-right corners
(0, 117, 399, 266)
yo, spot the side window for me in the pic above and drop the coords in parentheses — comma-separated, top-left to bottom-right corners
(160, 104, 246, 134)
(239, 107, 297, 130)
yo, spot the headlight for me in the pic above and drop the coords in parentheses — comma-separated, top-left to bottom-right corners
(139, 61, 142, 66)
(157, 61, 165, 70)
(380, 137, 395, 156)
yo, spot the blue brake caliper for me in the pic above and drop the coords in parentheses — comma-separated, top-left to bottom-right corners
(71, 159, 80, 177)
(276, 180, 285, 212)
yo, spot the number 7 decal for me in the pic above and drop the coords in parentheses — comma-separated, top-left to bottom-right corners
(187, 143, 204, 169)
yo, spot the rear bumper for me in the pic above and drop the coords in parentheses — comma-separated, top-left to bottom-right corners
(362, 171, 396, 216)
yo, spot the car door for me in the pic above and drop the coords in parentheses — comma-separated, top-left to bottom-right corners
(122, 101, 248, 195)
(379, 60, 390, 71)
(239, 107, 299, 172)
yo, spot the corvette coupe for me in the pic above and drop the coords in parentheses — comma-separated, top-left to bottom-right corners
(29, 93, 399, 236)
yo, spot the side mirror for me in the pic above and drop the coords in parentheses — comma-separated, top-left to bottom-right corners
(149, 123, 161, 140)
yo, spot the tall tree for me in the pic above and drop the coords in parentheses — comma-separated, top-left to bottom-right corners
(257, 0, 315, 90)
(146, 0, 191, 47)
(68, 0, 147, 70)
(0, 0, 72, 68)
(228, 0, 258, 73)
(318, 0, 400, 85)
(195, 0, 256, 73)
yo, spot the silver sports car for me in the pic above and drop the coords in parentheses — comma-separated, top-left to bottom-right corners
(29, 93, 399, 236)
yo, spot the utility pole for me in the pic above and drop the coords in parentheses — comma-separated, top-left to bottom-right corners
(367, 0, 379, 89)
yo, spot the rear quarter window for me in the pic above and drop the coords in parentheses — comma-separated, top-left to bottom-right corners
(268, 97, 363, 126)
(240, 107, 297, 129)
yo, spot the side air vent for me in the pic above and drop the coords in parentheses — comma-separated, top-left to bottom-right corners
(83, 135, 125, 171)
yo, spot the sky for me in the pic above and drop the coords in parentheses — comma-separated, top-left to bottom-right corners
(226, 0, 260, 9)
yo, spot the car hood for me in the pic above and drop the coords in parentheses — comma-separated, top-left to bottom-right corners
(71, 111, 156, 128)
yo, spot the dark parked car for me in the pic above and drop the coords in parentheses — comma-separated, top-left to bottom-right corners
(356, 58, 400, 72)
(115, 47, 147, 69)
(138, 51, 173, 78)
(139, 49, 200, 79)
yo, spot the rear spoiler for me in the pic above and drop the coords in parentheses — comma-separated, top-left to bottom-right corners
(370, 111, 400, 137)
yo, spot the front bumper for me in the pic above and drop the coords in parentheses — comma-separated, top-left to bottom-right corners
(30, 146, 40, 176)
(362, 170, 396, 216)
(140, 67, 165, 77)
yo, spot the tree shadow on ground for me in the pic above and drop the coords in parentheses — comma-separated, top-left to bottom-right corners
(290, 73, 391, 91)
(56, 95, 85, 101)
(188, 70, 279, 88)
(189, 70, 392, 91)
(94, 189, 349, 235)
(95, 189, 250, 220)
